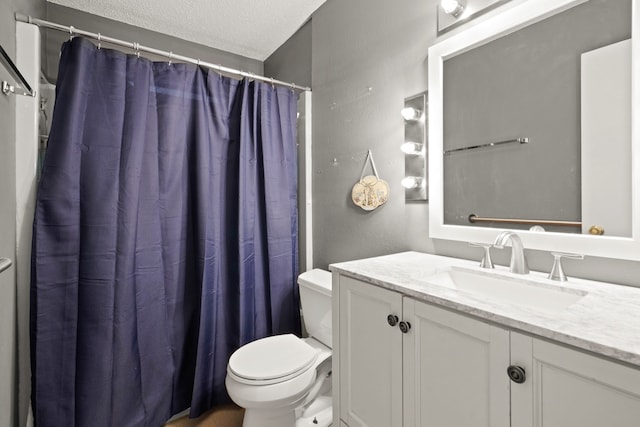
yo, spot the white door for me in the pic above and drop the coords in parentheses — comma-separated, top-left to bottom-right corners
(338, 276, 403, 427)
(512, 333, 640, 427)
(581, 39, 632, 237)
(403, 300, 510, 427)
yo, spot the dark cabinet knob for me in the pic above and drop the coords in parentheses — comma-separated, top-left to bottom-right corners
(507, 365, 526, 384)
(399, 321, 411, 333)
(387, 314, 399, 327)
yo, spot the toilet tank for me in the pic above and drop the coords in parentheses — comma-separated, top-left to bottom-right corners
(298, 269, 332, 348)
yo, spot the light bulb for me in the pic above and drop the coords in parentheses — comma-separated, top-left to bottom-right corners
(401, 142, 424, 155)
(401, 107, 422, 121)
(401, 176, 423, 189)
(441, 0, 466, 17)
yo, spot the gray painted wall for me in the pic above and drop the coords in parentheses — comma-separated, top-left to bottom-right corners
(1, 0, 45, 426)
(264, 21, 311, 89)
(44, 4, 263, 83)
(309, 0, 435, 266)
(266, 0, 640, 287)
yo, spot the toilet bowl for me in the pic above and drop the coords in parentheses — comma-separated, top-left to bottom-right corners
(225, 269, 333, 427)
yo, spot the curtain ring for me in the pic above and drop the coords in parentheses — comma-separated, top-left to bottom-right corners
(135, 43, 141, 58)
(217, 64, 222, 77)
(196, 58, 201, 67)
(69, 26, 75, 41)
(97, 33, 101, 50)
(168, 51, 173, 66)
(270, 77, 275, 89)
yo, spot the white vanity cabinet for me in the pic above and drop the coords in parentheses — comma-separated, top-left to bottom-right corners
(337, 275, 403, 427)
(334, 273, 640, 427)
(336, 274, 510, 427)
(403, 298, 511, 427)
(511, 333, 640, 427)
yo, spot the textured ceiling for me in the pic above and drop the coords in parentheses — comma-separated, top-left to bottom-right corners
(46, 0, 326, 61)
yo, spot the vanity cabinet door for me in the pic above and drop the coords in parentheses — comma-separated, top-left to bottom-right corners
(511, 333, 640, 427)
(338, 276, 403, 427)
(403, 299, 510, 427)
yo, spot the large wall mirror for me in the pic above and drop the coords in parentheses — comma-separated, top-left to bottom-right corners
(428, 0, 640, 260)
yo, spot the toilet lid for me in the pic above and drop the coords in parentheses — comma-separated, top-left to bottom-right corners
(228, 334, 319, 383)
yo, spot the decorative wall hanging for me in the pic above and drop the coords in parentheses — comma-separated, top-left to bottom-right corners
(351, 150, 390, 211)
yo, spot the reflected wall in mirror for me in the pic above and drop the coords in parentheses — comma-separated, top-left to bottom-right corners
(428, 0, 640, 260)
(443, 0, 631, 236)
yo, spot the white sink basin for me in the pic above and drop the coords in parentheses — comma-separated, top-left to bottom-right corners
(425, 267, 587, 314)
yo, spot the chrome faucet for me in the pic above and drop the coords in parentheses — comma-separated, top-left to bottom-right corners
(493, 231, 529, 274)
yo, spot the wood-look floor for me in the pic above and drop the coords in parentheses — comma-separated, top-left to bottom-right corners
(164, 404, 244, 427)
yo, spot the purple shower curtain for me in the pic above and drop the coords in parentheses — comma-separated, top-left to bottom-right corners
(31, 37, 301, 426)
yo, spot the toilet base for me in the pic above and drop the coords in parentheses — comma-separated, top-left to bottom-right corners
(241, 405, 297, 427)
(296, 395, 332, 427)
(241, 399, 333, 427)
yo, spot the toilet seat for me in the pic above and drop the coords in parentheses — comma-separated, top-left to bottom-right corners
(228, 334, 319, 385)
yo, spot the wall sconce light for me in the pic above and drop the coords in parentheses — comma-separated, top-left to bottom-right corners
(401, 142, 424, 155)
(438, 0, 512, 34)
(402, 92, 428, 201)
(441, 0, 466, 18)
(401, 107, 423, 121)
(401, 176, 423, 189)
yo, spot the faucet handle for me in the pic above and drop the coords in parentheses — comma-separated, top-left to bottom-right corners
(548, 252, 584, 282)
(469, 242, 494, 269)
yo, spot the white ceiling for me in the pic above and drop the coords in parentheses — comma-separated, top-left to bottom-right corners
(47, 0, 326, 61)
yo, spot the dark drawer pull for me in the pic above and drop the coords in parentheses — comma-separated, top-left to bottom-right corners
(387, 314, 399, 327)
(399, 321, 411, 334)
(507, 365, 526, 384)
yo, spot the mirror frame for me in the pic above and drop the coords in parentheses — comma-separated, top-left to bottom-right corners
(428, 0, 640, 261)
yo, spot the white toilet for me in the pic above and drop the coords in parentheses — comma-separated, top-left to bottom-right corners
(225, 269, 333, 427)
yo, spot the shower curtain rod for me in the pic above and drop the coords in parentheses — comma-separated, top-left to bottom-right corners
(15, 13, 311, 92)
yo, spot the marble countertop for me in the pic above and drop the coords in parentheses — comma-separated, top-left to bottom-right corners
(330, 251, 640, 367)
